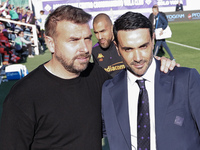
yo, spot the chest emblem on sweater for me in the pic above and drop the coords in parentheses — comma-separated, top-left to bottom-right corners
(97, 53, 104, 62)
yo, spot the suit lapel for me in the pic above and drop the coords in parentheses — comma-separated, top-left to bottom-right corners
(109, 70, 131, 149)
(154, 60, 174, 137)
(107, 61, 174, 148)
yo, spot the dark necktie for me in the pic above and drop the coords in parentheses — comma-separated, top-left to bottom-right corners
(136, 79, 150, 150)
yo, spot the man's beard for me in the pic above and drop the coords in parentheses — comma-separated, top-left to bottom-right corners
(55, 53, 91, 74)
(121, 52, 153, 77)
(99, 38, 112, 49)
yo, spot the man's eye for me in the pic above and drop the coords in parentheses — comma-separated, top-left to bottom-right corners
(86, 37, 92, 41)
(141, 45, 147, 49)
(125, 48, 132, 51)
(70, 39, 78, 42)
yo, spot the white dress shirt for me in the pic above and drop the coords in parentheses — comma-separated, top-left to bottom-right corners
(127, 58, 156, 150)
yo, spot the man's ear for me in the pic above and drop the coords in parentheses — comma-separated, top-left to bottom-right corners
(113, 40, 121, 57)
(152, 34, 155, 48)
(111, 24, 114, 34)
(153, 33, 155, 42)
(45, 36, 55, 53)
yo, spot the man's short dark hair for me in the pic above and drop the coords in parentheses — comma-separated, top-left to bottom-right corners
(152, 4, 159, 9)
(93, 13, 112, 26)
(40, 10, 45, 14)
(17, 30, 23, 36)
(113, 12, 153, 45)
(45, 5, 92, 38)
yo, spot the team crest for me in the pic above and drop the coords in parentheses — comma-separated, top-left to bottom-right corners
(97, 53, 104, 62)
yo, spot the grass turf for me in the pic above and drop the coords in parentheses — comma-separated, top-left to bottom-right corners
(160, 20, 200, 71)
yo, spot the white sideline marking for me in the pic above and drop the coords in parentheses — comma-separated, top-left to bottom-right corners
(167, 40, 200, 51)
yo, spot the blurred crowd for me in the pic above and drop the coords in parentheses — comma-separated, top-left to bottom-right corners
(0, 0, 48, 67)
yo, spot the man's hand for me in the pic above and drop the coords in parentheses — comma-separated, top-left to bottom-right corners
(155, 56, 180, 73)
(159, 29, 163, 36)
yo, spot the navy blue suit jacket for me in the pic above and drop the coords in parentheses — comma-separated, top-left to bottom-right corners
(155, 12, 168, 30)
(102, 60, 200, 150)
(176, 4, 183, 11)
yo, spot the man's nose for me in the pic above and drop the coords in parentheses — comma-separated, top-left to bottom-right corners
(80, 40, 89, 53)
(134, 49, 142, 62)
(97, 33, 102, 40)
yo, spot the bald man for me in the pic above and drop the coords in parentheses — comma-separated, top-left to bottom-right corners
(92, 13, 125, 77)
(92, 13, 179, 77)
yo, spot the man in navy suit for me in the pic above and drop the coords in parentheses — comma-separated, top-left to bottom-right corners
(176, 0, 183, 11)
(102, 11, 200, 150)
